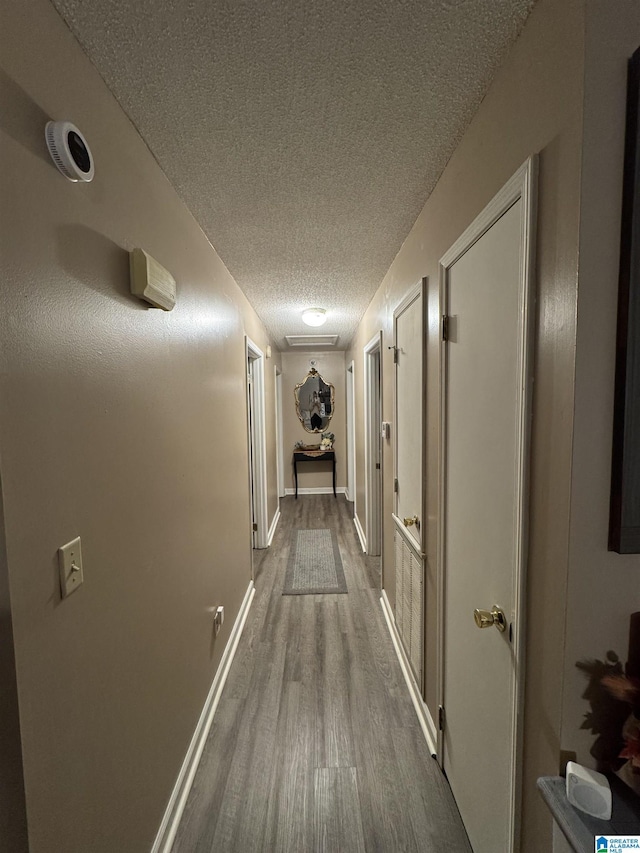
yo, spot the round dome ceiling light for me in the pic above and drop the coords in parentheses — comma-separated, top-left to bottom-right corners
(302, 308, 327, 327)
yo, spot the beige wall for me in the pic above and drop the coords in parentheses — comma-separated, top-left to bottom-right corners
(0, 0, 278, 850)
(347, 0, 585, 848)
(281, 351, 346, 492)
(561, 1, 640, 765)
(0, 481, 28, 853)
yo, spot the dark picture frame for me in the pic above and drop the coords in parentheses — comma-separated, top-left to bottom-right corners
(610, 45, 640, 553)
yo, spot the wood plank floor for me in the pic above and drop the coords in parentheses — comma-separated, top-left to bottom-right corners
(172, 495, 471, 852)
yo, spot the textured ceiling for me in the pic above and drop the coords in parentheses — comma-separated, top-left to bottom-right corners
(51, 0, 535, 350)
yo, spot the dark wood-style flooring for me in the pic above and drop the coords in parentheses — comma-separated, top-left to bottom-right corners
(172, 495, 471, 852)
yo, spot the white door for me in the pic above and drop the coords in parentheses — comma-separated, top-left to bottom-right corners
(395, 286, 423, 552)
(393, 281, 425, 692)
(364, 336, 382, 556)
(440, 161, 536, 853)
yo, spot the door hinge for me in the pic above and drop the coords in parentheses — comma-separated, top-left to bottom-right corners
(252, 522, 258, 532)
(438, 705, 445, 732)
(393, 478, 399, 493)
(388, 344, 399, 364)
(441, 314, 450, 342)
(375, 462, 381, 470)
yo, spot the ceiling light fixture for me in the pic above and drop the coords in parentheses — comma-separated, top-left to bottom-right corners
(302, 307, 327, 327)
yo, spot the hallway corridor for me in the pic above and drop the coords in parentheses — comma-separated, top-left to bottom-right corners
(172, 496, 471, 852)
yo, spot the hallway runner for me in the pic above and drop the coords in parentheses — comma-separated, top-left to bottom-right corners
(282, 528, 347, 595)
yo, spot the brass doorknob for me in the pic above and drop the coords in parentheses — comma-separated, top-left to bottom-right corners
(403, 515, 420, 530)
(473, 605, 507, 633)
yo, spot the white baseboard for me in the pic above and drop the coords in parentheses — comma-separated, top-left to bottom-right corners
(267, 508, 280, 546)
(353, 513, 367, 553)
(380, 589, 438, 757)
(284, 487, 346, 496)
(151, 580, 256, 853)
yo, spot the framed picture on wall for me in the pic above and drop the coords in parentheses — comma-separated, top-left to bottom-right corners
(610, 45, 640, 553)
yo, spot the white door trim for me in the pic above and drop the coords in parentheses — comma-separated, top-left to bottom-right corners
(393, 280, 424, 326)
(380, 590, 438, 756)
(363, 333, 382, 556)
(151, 580, 255, 853)
(436, 156, 538, 851)
(346, 360, 356, 503)
(246, 337, 269, 550)
(275, 368, 285, 499)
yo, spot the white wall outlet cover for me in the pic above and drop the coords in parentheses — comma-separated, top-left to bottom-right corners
(566, 761, 612, 820)
(58, 536, 84, 598)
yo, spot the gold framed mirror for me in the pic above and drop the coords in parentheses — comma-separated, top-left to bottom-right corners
(294, 368, 335, 433)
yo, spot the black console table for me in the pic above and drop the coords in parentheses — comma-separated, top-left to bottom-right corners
(293, 450, 336, 498)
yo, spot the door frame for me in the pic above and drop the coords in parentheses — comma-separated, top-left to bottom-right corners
(245, 336, 269, 551)
(363, 333, 383, 556)
(436, 157, 537, 850)
(275, 367, 285, 499)
(346, 360, 356, 504)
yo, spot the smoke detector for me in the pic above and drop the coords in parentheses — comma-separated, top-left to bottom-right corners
(45, 121, 95, 182)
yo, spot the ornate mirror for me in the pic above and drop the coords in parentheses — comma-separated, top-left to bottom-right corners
(294, 368, 335, 433)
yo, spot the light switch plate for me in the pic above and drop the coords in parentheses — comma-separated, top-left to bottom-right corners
(58, 536, 84, 598)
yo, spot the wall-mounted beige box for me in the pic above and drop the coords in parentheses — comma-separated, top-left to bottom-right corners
(130, 247, 176, 311)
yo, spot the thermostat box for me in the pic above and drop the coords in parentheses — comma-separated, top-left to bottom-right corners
(130, 247, 176, 311)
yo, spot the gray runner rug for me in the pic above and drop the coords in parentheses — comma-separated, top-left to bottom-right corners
(282, 528, 348, 595)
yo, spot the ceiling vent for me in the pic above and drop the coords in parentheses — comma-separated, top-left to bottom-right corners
(285, 334, 339, 347)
